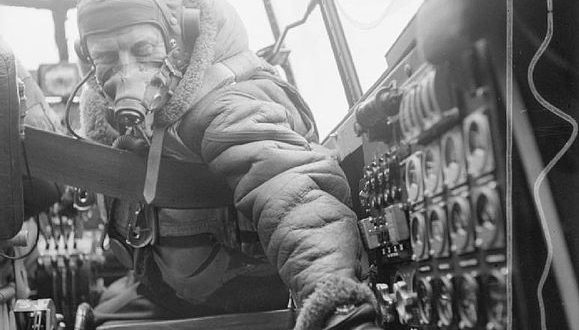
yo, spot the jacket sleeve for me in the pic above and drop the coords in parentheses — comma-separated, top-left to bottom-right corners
(178, 83, 373, 314)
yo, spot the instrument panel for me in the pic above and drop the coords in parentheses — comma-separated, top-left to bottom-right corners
(354, 40, 507, 330)
(326, 0, 579, 329)
(322, 1, 527, 328)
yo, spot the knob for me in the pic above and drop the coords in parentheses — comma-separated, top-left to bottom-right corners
(393, 281, 418, 324)
(355, 86, 403, 132)
(376, 283, 397, 324)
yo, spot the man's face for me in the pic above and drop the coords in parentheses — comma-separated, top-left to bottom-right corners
(86, 23, 166, 87)
(86, 24, 169, 129)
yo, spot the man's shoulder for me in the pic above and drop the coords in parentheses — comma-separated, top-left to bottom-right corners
(205, 73, 291, 107)
(176, 73, 300, 152)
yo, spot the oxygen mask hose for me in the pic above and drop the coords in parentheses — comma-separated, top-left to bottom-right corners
(112, 129, 150, 155)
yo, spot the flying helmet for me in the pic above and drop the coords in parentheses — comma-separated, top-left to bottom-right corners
(73, 0, 201, 127)
(76, 0, 200, 69)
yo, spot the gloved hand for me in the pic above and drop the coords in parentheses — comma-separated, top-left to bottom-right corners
(323, 303, 381, 330)
(294, 276, 380, 330)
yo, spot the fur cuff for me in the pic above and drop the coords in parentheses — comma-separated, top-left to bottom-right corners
(294, 276, 376, 330)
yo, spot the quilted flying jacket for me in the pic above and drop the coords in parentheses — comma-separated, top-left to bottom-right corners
(79, 0, 375, 328)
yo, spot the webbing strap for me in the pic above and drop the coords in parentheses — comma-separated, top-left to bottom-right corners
(143, 127, 166, 204)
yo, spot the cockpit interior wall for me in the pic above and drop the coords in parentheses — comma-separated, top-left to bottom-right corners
(1, 0, 579, 329)
(510, 1, 579, 328)
(514, 0, 579, 277)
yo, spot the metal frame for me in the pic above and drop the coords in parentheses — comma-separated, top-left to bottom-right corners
(318, 0, 362, 108)
(262, 0, 297, 87)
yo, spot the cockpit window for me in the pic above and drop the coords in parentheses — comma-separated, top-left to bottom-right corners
(0, 6, 60, 69)
(336, 0, 424, 91)
(0, 1, 421, 140)
(270, 0, 349, 139)
(230, 1, 276, 51)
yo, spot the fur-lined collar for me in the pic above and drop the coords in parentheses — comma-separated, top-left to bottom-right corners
(80, 0, 273, 146)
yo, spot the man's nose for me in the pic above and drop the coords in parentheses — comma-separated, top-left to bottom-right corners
(117, 50, 133, 68)
(103, 59, 148, 100)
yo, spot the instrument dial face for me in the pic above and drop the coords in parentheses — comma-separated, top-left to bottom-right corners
(429, 206, 448, 257)
(442, 130, 466, 188)
(449, 197, 472, 253)
(458, 274, 479, 329)
(411, 212, 427, 259)
(485, 271, 507, 330)
(417, 278, 434, 324)
(464, 112, 494, 178)
(423, 145, 442, 195)
(436, 276, 454, 327)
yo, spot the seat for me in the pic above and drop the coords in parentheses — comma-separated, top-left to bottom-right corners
(0, 36, 24, 240)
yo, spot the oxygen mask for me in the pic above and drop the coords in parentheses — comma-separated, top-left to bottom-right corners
(97, 56, 181, 133)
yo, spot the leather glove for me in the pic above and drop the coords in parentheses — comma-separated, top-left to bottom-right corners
(323, 303, 381, 330)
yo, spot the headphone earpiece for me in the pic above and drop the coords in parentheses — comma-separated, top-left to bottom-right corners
(180, 7, 200, 54)
(74, 39, 91, 64)
(74, 39, 95, 76)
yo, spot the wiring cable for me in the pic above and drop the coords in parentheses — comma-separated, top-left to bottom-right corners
(526, 1, 579, 329)
(514, 14, 579, 79)
(65, 67, 96, 140)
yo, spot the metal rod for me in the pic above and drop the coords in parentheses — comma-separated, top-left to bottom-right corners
(318, 0, 362, 108)
(52, 7, 69, 62)
(262, 0, 297, 86)
(263, 0, 281, 39)
(270, 0, 318, 57)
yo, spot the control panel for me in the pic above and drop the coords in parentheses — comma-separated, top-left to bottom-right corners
(322, 0, 579, 328)
(348, 24, 508, 330)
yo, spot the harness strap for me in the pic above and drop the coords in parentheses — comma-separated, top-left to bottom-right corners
(143, 127, 166, 204)
(188, 242, 222, 278)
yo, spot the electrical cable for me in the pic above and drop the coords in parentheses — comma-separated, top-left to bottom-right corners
(65, 67, 96, 140)
(335, 0, 395, 31)
(526, 1, 579, 329)
(514, 14, 579, 80)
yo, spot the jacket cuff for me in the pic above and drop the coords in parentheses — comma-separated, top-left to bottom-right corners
(294, 276, 376, 330)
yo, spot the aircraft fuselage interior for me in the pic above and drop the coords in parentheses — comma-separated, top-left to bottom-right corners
(1, 0, 579, 329)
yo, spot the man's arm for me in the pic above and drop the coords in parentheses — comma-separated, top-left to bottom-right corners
(179, 82, 376, 328)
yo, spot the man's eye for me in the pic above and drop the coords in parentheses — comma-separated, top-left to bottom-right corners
(133, 42, 155, 57)
(92, 51, 118, 64)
